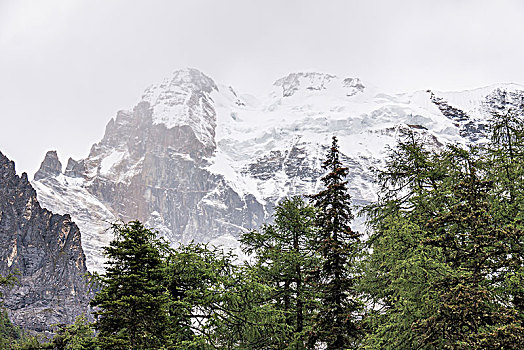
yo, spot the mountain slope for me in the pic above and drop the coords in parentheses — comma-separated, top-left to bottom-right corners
(31, 68, 524, 273)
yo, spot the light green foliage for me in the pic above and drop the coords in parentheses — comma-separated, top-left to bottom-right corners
(361, 129, 524, 349)
(241, 196, 319, 349)
(166, 243, 294, 349)
(163, 243, 242, 348)
(359, 216, 441, 349)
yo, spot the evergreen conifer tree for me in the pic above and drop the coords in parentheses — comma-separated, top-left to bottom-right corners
(308, 136, 362, 349)
(90, 221, 170, 350)
(413, 146, 523, 348)
(164, 242, 288, 349)
(43, 315, 97, 350)
(487, 100, 524, 321)
(359, 133, 443, 349)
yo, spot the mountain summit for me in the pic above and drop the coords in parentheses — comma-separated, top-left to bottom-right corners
(141, 68, 218, 150)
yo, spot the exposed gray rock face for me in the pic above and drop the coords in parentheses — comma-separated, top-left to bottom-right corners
(429, 91, 488, 142)
(484, 88, 524, 116)
(0, 152, 91, 333)
(274, 72, 337, 97)
(83, 100, 265, 245)
(34, 150, 62, 181)
(273, 72, 364, 98)
(32, 69, 268, 272)
(64, 158, 86, 178)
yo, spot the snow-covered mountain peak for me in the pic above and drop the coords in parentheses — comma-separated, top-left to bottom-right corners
(138, 68, 218, 148)
(273, 72, 365, 98)
(143, 68, 217, 96)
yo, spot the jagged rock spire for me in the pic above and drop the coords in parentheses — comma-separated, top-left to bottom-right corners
(34, 150, 62, 180)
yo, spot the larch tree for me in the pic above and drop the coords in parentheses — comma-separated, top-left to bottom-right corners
(362, 130, 524, 349)
(241, 196, 319, 349)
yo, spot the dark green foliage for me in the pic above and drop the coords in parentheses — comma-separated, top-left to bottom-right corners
(241, 196, 319, 349)
(0, 308, 21, 348)
(413, 146, 522, 348)
(308, 136, 362, 349)
(487, 103, 524, 323)
(0, 272, 56, 350)
(90, 221, 170, 349)
(0, 272, 18, 298)
(6, 113, 524, 348)
(13, 335, 44, 350)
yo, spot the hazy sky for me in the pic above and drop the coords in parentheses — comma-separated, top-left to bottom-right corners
(1, 0, 524, 176)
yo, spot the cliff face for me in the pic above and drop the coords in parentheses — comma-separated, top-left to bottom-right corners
(33, 69, 269, 272)
(0, 151, 91, 333)
(85, 100, 265, 242)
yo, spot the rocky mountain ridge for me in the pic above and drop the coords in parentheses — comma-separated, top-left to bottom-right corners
(31, 68, 524, 273)
(0, 151, 91, 333)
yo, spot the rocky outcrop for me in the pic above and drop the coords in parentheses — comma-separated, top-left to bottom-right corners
(34, 151, 62, 181)
(64, 158, 86, 178)
(273, 72, 364, 98)
(83, 98, 266, 245)
(0, 151, 91, 333)
(32, 70, 268, 272)
(429, 91, 487, 142)
(484, 88, 524, 117)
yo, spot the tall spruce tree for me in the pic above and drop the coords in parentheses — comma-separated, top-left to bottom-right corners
(241, 196, 319, 349)
(308, 136, 362, 349)
(90, 221, 170, 350)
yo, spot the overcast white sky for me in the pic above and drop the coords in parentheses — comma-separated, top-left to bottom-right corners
(1, 0, 524, 176)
